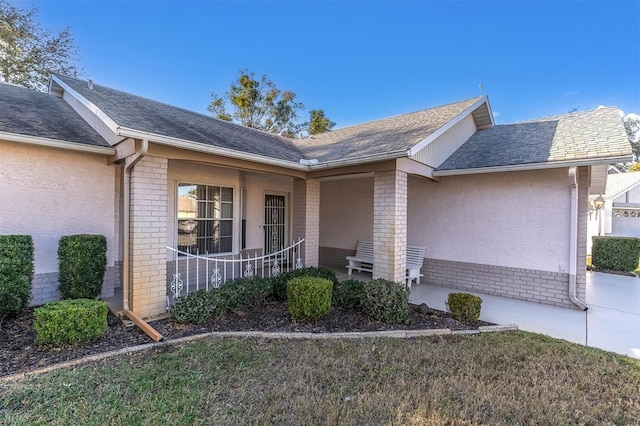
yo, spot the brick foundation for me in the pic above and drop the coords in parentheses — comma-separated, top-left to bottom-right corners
(424, 258, 584, 309)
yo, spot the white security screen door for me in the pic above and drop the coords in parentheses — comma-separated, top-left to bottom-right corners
(264, 195, 286, 255)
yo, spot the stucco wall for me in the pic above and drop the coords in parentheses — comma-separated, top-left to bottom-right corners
(320, 168, 572, 274)
(408, 169, 571, 273)
(0, 141, 117, 302)
(244, 173, 294, 251)
(319, 176, 374, 250)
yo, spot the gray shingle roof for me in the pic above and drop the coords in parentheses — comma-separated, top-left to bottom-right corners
(292, 97, 483, 163)
(54, 75, 304, 162)
(437, 107, 632, 172)
(0, 81, 110, 147)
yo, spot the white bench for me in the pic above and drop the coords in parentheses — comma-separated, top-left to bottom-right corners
(346, 241, 425, 287)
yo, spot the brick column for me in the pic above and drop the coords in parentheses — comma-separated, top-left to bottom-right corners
(293, 178, 320, 267)
(576, 166, 589, 302)
(373, 171, 407, 284)
(129, 156, 168, 318)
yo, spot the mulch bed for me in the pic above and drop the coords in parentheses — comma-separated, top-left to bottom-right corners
(0, 301, 491, 378)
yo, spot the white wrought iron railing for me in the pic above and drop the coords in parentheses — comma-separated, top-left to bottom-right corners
(166, 238, 305, 308)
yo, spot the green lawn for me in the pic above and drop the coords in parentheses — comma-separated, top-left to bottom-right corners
(1, 332, 639, 425)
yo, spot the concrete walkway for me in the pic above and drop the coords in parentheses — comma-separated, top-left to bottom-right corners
(407, 271, 640, 359)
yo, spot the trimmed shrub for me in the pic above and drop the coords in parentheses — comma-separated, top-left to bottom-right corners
(592, 236, 640, 272)
(287, 276, 333, 320)
(332, 279, 366, 309)
(220, 277, 273, 311)
(0, 235, 34, 322)
(446, 292, 482, 323)
(272, 267, 338, 301)
(34, 299, 108, 346)
(58, 234, 107, 299)
(172, 289, 227, 324)
(361, 279, 409, 323)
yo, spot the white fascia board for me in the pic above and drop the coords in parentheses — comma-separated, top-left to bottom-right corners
(0, 131, 115, 155)
(406, 96, 490, 157)
(117, 127, 309, 171)
(610, 177, 640, 200)
(50, 75, 120, 135)
(433, 155, 633, 177)
(307, 150, 408, 170)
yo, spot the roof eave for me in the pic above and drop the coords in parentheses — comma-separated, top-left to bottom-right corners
(0, 131, 115, 155)
(307, 150, 409, 170)
(433, 155, 633, 177)
(117, 127, 309, 171)
(407, 96, 492, 157)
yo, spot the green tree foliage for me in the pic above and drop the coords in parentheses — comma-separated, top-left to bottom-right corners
(0, 0, 81, 91)
(209, 69, 304, 137)
(307, 109, 336, 135)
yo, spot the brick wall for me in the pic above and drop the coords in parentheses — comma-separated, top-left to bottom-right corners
(373, 171, 407, 283)
(319, 246, 355, 269)
(424, 258, 579, 309)
(293, 178, 320, 267)
(576, 166, 589, 302)
(30, 261, 122, 306)
(129, 156, 168, 318)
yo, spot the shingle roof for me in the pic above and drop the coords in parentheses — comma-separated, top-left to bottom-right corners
(437, 107, 632, 172)
(54, 75, 304, 162)
(602, 172, 640, 199)
(0, 81, 110, 147)
(292, 97, 484, 163)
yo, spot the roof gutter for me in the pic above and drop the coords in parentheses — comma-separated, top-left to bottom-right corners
(433, 155, 632, 177)
(568, 167, 588, 311)
(117, 127, 309, 171)
(0, 131, 115, 155)
(122, 139, 164, 342)
(307, 149, 409, 170)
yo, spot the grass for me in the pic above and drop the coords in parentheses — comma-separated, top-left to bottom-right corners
(1, 332, 639, 425)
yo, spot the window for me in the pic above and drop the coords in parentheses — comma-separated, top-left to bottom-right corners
(177, 183, 233, 254)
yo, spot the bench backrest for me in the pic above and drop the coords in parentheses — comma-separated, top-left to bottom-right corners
(355, 241, 374, 260)
(406, 246, 426, 268)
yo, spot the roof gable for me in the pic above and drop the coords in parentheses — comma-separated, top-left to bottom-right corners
(603, 172, 640, 200)
(51, 75, 305, 163)
(293, 97, 488, 164)
(0, 82, 110, 149)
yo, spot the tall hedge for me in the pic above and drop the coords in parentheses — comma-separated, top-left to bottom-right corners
(0, 235, 34, 321)
(592, 236, 640, 272)
(58, 234, 107, 299)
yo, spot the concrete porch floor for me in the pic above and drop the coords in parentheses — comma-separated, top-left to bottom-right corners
(330, 267, 639, 359)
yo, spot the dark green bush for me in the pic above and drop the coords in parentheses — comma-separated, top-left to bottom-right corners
(445, 292, 482, 323)
(34, 299, 108, 346)
(0, 235, 34, 322)
(220, 277, 273, 311)
(171, 289, 227, 324)
(287, 276, 333, 320)
(592, 236, 640, 272)
(58, 234, 107, 299)
(272, 267, 338, 301)
(361, 279, 409, 323)
(332, 279, 366, 309)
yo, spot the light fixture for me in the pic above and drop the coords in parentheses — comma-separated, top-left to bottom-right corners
(594, 195, 605, 210)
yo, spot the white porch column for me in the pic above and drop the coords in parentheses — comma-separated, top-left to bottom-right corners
(373, 170, 407, 283)
(129, 156, 168, 318)
(293, 178, 320, 267)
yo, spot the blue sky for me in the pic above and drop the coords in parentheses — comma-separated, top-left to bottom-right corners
(19, 0, 640, 128)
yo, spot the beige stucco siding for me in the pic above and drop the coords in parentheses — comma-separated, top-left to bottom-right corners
(0, 140, 117, 274)
(407, 169, 571, 273)
(244, 173, 294, 251)
(320, 177, 374, 249)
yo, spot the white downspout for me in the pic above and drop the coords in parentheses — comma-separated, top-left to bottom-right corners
(568, 167, 588, 310)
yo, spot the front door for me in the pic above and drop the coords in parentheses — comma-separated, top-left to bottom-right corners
(264, 194, 286, 254)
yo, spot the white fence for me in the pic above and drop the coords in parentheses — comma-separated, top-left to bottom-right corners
(166, 238, 305, 308)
